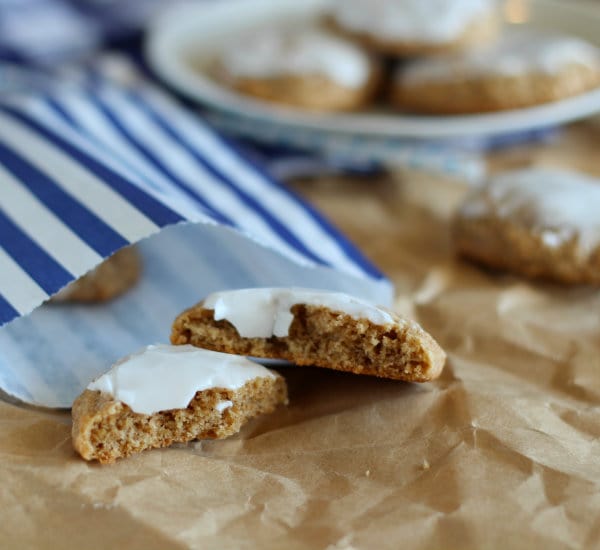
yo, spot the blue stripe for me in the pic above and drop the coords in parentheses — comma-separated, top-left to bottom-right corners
(268, 177, 387, 279)
(88, 93, 234, 228)
(136, 90, 384, 278)
(40, 94, 189, 201)
(126, 90, 331, 267)
(42, 85, 374, 274)
(0, 208, 72, 294)
(217, 132, 386, 280)
(40, 95, 177, 198)
(42, 94, 82, 129)
(0, 105, 184, 228)
(0, 293, 19, 326)
(0, 139, 129, 257)
(200, 110, 386, 278)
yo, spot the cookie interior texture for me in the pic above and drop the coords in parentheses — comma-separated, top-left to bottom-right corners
(72, 376, 287, 464)
(52, 246, 142, 303)
(171, 303, 446, 382)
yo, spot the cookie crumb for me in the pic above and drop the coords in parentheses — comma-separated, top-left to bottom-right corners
(365, 469, 371, 477)
(422, 459, 430, 470)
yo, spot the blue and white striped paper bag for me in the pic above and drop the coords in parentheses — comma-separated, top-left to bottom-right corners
(0, 67, 393, 408)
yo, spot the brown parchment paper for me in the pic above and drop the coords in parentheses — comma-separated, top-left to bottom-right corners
(2, 118, 600, 550)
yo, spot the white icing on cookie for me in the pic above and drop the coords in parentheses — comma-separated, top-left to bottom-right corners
(401, 29, 600, 84)
(87, 344, 275, 415)
(203, 288, 394, 338)
(217, 27, 371, 89)
(330, 0, 494, 43)
(460, 168, 600, 256)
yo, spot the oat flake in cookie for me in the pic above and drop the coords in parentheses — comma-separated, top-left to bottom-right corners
(453, 168, 600, 285)
(72, 345, 287, 464)
(171, 288, 446, 382)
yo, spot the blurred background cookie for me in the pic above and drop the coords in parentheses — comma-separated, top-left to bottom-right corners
(453, 168, 600, 285)
(327, 0, 499, 57)
(212, 27, 381, 111)
(392, 29, 600, 114)
(52, 246, 142, 303)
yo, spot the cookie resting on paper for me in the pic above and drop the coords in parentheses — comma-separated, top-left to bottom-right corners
(171, 288, 446, 382)
(453, 168, 600, 285)
(72, 345, 288, 464)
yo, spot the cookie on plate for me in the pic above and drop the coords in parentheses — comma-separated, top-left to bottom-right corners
(171, 288, 446, 382)
(72, 344, 287, 464)
(327, 0, 499, 57)
(453, 168, 600, 284)
(52, 246, 141, 303)
(392, 29, 600, 114)
(211, 27, 381, 111)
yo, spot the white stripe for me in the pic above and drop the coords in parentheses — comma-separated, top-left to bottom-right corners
(20, 96, 157, 190)
(19, 97, 208, 224)
(98, 87, 313, 267)
(52, 92, 216, 222)
(144, 87, 365, 277)
(0, 247, 48, 315)
(56, 92, 183, 194)
(0, 111, 159, 243)
(0, 166, 104, 277)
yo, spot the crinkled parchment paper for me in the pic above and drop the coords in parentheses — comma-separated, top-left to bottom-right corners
(1, 119, 600, 550)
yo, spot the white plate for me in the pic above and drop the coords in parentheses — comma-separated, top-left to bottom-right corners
(145, 0, 600, 142)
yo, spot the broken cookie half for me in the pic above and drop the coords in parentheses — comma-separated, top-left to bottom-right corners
(171, 288, 446, 383)
(72, 344, 287, 464)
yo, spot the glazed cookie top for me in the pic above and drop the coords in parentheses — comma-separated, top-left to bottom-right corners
(329, 0, 494, 43)
(88, 344, 276, 415)
(203, 287, 395, 338)
(459, 168, 600, 256)
(216, 27, 371, 89)
(400, 29, 600, 84)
